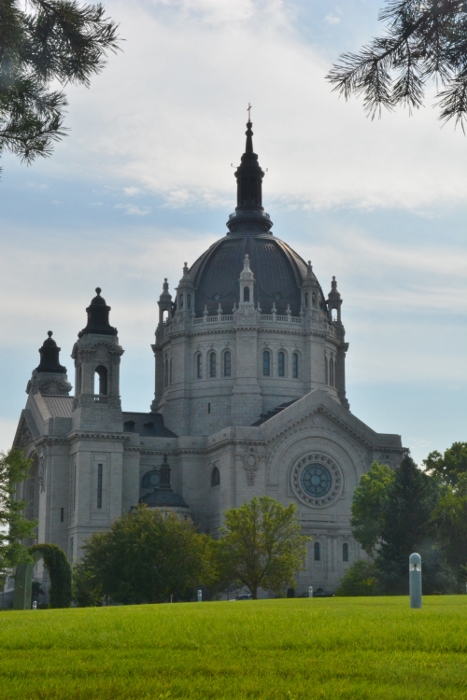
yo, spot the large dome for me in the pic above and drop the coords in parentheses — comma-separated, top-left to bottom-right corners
(183, 120, 322, 317)
(189, 232, 308, 316)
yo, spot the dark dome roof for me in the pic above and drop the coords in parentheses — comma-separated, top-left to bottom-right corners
(188, 232, 308, 316)
(140, 490, 189, 509)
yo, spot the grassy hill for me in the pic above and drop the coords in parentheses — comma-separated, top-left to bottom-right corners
(1, 597, 467, 699)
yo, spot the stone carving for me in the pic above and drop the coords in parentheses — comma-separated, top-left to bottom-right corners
(244, 448, 258, 486)
(16, 420, 34, 451)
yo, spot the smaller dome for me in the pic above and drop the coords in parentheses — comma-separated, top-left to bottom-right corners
(35, 331, 67, 374)
(89, 287, 107, 306)
(139, 490, 189, 509)
(78, 288, 118, 337)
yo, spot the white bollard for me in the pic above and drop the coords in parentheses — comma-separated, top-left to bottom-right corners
(409, 553, 422, 609)
(308, 586, 313, 598)
(197, 589, 202, 602)
(32, 601, 37, 609)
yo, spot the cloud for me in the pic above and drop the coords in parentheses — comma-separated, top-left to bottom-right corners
(324, 14, 341, 25)
(42, 0, 467, 214)
(115, 203, 151, 216)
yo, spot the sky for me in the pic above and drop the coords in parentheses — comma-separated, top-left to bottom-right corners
(0, 0, 466, 466)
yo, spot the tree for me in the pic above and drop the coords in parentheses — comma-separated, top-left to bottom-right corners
(0, 0, 120, 171)
(217, 497, 310, 599)
(432, 472, 467, 586)
(335, 559, 380, 596)
(0, 449, 36, 578)
(351, 461, 395, 557)
(327, 1, 467, 129)
(424, 442, 467, 486)
(377, 453, 448, 593)
(74, 506, 210, 605)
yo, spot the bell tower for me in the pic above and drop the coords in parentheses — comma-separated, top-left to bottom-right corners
(71, 288, 124, 432)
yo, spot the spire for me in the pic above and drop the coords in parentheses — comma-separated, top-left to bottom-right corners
(78, 288, 118, 337)
(35, 331, 67, 374)
(227, 113, 273, 236)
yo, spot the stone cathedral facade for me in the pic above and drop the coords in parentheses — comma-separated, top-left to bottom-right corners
(13, 122, 404, 594)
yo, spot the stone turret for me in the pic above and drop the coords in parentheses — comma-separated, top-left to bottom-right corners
(71, 288, 124, 431)
(27, 332, 72, 396)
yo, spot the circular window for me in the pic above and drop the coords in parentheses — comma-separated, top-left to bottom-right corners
(291, 453, 343, 508)
(300, 464, 332, 498)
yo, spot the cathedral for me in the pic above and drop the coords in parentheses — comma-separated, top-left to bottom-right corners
(13, 121, 404, 594)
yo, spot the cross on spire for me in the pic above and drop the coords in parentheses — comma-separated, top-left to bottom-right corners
(247, 102, 252, 122)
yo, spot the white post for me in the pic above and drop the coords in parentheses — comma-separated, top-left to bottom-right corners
(197, 589, 202, 602)
(308, 586, 313, 598)
(409, 553, 422, 609)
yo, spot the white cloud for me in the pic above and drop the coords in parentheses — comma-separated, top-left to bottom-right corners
(324, 14, 341, 25)
(115, 203, 151, 216)
(42, 0, 467, 213)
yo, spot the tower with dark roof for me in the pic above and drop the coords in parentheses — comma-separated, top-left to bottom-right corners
(151, 120, 349, 434)
(71, 288, 124, 432)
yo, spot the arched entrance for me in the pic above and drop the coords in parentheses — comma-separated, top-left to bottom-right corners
(13, 544, 72, 609)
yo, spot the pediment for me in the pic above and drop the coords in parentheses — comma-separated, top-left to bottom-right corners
(257, 389, 402, 453)
(12, 410, 40, 453)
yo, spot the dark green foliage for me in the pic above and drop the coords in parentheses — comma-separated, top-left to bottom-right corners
(351, 461, 395, 557)
(335, 559, 381, 596)
(341, 450, 458, 595)
(327, 1, 467, 129)
(0, 0, 120, 171)
(432, 473, 467, 586)
(75, 506, 210, 605)
(30, 543, 72, 608)
(377, 454, 452, 594)
(217, 497, 310, 599)
(424, 442, 467, 486)
(0, 449, 36, 577)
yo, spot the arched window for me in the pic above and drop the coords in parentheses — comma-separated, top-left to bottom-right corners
(169, 358, 172, 385)
(292, 352, 299, 379)
(343, 543, 349, 562)
(164, 358, 169, 388)
(196, 353, 202, 379)
(94, 365, 108, 395)
(314, 542, 321, 561)
(312, 292, 317, 307)
(209, 351, 216, 378)
(324, 355, 328, 384)
(187, 294, 191, 310)
(278, 351, 285, 377)
(179, 294, 184, 310)
(223, 350, 232, 377)
(305, 292, 309, 308)
(162, 309, 169, 323)
(329, 356, 334, 387)
(243, 286, 250, 302)
(211, 466, 220, 487)
(263, 350, 271, 377)
(331, 308, 338, 321)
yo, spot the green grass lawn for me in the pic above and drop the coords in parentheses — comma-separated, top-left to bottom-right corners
(1, 597, 467, 699)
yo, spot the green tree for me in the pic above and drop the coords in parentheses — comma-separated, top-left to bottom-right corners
(335, 559, 380, 596)
(377, 453, 448, 593)
(217, 497, 310, 599)
(432, 472, 467, 586)
(75, 506, 210, 605)
(0, 0, 119, 171)
(351, 461, 395, 557)
(424, 442, 467, 486)
(0, 449, 36, 578)
(327, 1, 467, 129)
